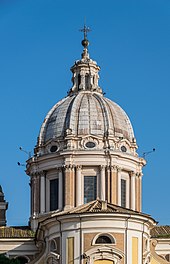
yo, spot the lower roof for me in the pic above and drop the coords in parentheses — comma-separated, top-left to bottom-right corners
(151, 226, 170, 238)
(0, 226, 35, 238)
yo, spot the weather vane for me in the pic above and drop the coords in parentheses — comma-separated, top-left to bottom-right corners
(80, 24, 91, 40)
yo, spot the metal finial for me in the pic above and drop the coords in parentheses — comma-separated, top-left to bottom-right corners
(79, 23, 91, 59)
(80, 24, 91, 40)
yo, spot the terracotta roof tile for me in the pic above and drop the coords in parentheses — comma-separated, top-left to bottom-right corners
(0, 226, 35, 238)
(52, 199, 152, 218)
(151, 226, 170, 238)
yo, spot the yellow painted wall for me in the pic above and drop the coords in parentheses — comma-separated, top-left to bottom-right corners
(132, 237, 138, 264)
(67, 237, 74, 264)
(94, 260, 113, 264)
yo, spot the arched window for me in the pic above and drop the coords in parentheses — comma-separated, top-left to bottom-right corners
(96, 235, 112, 244)
(94, 234, 115, 245)
(78, 74, 81, 88)
(93, 75, 95, 85)
(85, 73, 89, 89)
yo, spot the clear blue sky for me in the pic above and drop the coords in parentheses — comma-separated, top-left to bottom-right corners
(0, 0, 170, 226)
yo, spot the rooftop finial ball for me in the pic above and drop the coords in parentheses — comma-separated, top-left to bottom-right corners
(82, 39, 89, 48)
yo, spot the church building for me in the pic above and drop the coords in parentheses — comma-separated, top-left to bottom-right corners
(0, 28, 170, 264)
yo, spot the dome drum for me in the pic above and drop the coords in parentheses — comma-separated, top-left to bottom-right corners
(35, 133, 137, 157)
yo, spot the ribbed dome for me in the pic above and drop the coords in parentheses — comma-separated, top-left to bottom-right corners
(38, 41, 134, 146)
(39, 91, 134, 145)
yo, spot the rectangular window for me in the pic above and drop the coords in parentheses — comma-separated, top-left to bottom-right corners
(84, 176, 97, 203)
(50, 179, 58, 211)
(121, 179, 126, 207)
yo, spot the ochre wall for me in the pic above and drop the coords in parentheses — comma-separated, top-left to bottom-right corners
(132, 237, 138, 264)
(67, 237, 74, 264)
(84, 232, 124, 252)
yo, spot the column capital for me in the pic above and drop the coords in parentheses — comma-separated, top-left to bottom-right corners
(38, 170, 46, 177)
(76, 165, 82, 170)
(106, 165, 110, 171)
(31, 172, 38, 178)
(100, 165, 106, 171)
(136, 172, 143, 178)
(130, 171, 136, 177)
(110, 165, 118, 172)
(31, 177, 35, 185)
(117, 166, 122, 173)
(55, 167, 62, 172)
(64, 164, 74, 171)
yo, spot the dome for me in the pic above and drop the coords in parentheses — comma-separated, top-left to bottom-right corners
(39, 91, 134, 145)
(37, 39, 135, 147)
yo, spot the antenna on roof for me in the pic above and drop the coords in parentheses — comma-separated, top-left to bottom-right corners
(19, 146, 31, 158)
(17, 162, 25, 167)
(142, 148, 155, 159)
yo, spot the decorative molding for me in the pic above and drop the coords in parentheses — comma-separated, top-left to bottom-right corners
(84, 245, 124, 264)
(81, 136, 99, 149)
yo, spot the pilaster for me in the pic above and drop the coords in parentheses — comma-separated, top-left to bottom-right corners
(138, 173, 142, 212)
(76, 165, 82, 207)
(106, 166, 111, 203)
(130, 171, 136, 210)
(64, 165, 75, 210)
(135, 172, 143, 212)
(58, 167, 63, 210)
(110, 165, 118, 205)
(32, 173, 40, 216)
(100, 165, 106, 201)
(40, 171, 46, 214)
(117, 167, 122, 206)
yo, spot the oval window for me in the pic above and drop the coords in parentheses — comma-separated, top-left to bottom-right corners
(121, 146, 127, 152)
(50, 145, 58, 153)
(85, 142, 96, 148)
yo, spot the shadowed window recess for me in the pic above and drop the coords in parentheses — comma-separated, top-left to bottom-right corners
(84, 176, 97, 203)
(50, 179, 59, 211)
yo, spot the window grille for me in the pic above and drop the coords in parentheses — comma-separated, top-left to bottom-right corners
(84, 176, 97, 203)
(95, 235, 112, 244)
(121, 179, 126, 207)
(50, 179, 59, 211)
